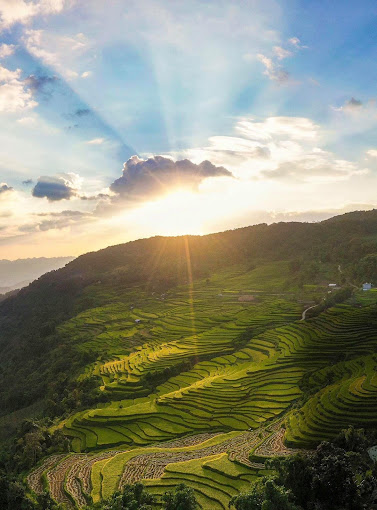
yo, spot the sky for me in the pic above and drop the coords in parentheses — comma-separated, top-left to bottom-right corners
(0, 0, 377, 259)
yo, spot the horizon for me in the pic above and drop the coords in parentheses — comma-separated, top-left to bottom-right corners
(2, 205, 375, 261)
(1, 1, 377, 259)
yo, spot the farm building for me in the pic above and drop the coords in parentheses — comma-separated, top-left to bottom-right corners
(328, 283, 338, 288)
(363, 283, 372, 291)
(135, 319, 141, 324)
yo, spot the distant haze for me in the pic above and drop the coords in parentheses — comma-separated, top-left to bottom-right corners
(0, 257, 74, 293)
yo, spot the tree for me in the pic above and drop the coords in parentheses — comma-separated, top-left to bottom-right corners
(96, 482, 155, 510)
(261, 479, 299, 510)
(162, 483, 198, 510)
(358, 253, 377, 283)
(270, 435, 377, 510)
(269, 455, 312, 507)
(229, 478, 298, 510)
(310, 442, 361, 510)
(229, 481, 264, 510)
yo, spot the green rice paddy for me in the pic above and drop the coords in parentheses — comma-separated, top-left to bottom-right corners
(26, 265, 377, 508)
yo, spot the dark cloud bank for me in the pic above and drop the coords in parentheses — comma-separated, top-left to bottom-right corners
(110, 155, 233, 200)
(0, 184, 13, 195)
(32, 175, 76, 201)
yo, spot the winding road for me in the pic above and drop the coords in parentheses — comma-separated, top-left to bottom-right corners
(301, 304, 319, 321)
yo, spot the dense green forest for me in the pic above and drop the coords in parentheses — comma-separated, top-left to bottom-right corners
(2, 210, 377, 508)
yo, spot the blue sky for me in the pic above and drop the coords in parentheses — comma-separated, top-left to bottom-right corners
(0, 0, 376, 258)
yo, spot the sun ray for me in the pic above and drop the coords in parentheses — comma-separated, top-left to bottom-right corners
(184, 236, 198, 362)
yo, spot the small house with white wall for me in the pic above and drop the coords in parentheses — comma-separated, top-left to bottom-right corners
(135, 319, 141, 324)
(363, 283, 372, 291)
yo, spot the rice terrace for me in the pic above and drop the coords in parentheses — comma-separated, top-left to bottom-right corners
(1, 214, 377, 508)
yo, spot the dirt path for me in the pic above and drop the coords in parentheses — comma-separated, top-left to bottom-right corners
(301, 304, 318, 321)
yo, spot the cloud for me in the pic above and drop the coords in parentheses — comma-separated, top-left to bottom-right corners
(0, 65, 20, 82)
(273, 46, 292, 60)
(86, 137, 105, 145)
(25, 73, 58, 97)
(0, 64, 37, 112)
(288, 37, 303, 48)
(0, 183, 13, 195)
(110, 155, 233, 201)
(22, 179, 33, 185)
(255, 36, 305, 83)
(235, 116, 319, 141)
(80, 193, 109, 201)
(176, 115, 368, 185)
(0, 43, 15, 58)
(19, 209, 92, 233)
(32, 173, 80, 201)
(348, 97, 362, 108)
(16, 116, 36, 125)
(367, 149, 377, 158)
(257, 53, 290, 83)
(81, 71, 92, 78)
(75, 108, 90, 117)
(22, 29, 89, 80)
(332, 97, 363, 112)
(261, 153, 367, 183)
(0, 0, 70, 29)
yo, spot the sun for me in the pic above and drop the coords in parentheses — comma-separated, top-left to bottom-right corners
(126, 190, 207, 236)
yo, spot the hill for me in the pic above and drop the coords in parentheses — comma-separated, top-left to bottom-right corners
(2, 210, 377, 508)
(0, 256, 75, 295)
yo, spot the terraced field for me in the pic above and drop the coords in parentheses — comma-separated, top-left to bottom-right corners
(25, 264, 377, 508)
(27, 424, 290, 508)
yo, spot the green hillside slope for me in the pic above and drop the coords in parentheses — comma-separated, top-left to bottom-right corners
(2, 210, 377, 508)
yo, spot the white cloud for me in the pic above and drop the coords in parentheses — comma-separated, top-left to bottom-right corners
(0, 65, 20, 81)
(257, 53, 290, 82)
(0, 43, 15, 58)
(22, 29, 90, 80)
(0, 64, 37, 112)
(174, 115, 366, 184)
(235, 116, 319, 141)
(17, 115, 36, 125)
(262, 155, 368, 183)
(0, 0, 70, 30)
(367, 149, 377, 158)
(255, 36, 305, 83)
(81, 70, 92, 78)
(273, 46, 292, 60)
(86, 137, 105, 145)
(288, 37, 301, 47)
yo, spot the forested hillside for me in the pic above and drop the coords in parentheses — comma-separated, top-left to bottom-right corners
(2, 210, 377, 509)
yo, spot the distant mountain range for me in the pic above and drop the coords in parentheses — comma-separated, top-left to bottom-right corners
(0, 256, 75, 294)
